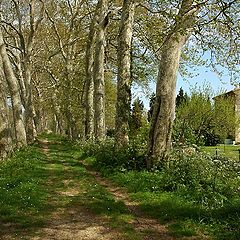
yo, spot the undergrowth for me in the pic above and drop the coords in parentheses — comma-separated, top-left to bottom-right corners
(82, 139, 240, 239)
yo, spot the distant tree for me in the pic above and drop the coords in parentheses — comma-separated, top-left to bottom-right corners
(176, 87, 188, 108)
(213, 96, 236, 142)
(147, 93, 155, 122)
(130, 98, 144, 134)
(173, 87, 237, 146)
(174, 91, 214, 145)
(148, 88, 188, 124)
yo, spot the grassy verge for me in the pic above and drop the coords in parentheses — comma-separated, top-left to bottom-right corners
(82, 149, 240, 240)
(0, 134, 147, 240)
(0, 143, 50, 237)
(202, 145, 240, 161)
(108, 171, 240, 240)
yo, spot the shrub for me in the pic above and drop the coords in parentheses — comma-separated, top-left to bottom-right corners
(161, 150, 240, 208)
(82, 137, 147, 171)
(82, 137, 240, 208)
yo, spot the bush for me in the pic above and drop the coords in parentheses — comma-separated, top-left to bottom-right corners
(161, 150, 240, 208)
(82, 137, 147, 171)
(82, 137, 240, 208)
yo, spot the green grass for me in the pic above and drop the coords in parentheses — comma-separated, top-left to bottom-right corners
(88, 164, 240, 240)
(0, 146, 50, 239)
(0, 134, 147, 239)
(202, 144, 240, 161)
(2, 134, 239, 239)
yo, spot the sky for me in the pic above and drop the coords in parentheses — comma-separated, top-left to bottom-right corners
(176, 68, 235, 95)
(135, 68, 237, 110)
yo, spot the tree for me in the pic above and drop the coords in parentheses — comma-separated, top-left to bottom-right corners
(147, 0, 239, 167)
(130, 97, 145, 135)
(147, 0, 200, 167)
(174, 89, 214, 145)
(84, 2, 98, 140)
(93, 0, 109, 141)
(176, 87, 188, 108)
(0, 59, 12, 159)
(0, 22, 27, 147)
(115, 0, 136, 146)
(147, 93, 155, 122)
(42, 0, 87, 140)
(213, 95, 236, 142)
(1, 0, 45, 143)
(173, 87, 237, 146)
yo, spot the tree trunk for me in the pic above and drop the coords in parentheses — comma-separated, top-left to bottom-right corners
(93, 0, 108, 141)
(147, 0, 199, 168)
(84, 12, 97, 140)
(0, 25, 27, 148)
(23, 55, 36, 143)
(115, 0, 136, 146)
(0, 62, 12, 159)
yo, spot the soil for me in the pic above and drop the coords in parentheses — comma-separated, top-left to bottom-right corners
(1, 140, 209, 240)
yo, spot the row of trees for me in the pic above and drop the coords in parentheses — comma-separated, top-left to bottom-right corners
(0, 0, 239, 166)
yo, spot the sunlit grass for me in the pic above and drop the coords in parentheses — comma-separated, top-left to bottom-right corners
(0, 135, 144, 240)
(89, 160, 240, 239)
(202, 144, 240, 161)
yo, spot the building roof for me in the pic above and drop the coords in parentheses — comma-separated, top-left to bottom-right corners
(213, 87, 240, 100)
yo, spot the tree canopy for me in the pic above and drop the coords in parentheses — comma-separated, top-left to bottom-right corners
(0, 0, 239, 163)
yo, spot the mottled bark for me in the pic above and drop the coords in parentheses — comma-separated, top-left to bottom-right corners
(84, 13, 97, 140)
(23, 55, 36, 143)
(147, 0, 199, 167)
(93, 0, 108, 141)
(14, 50, 35, 143)
(0, 25, 27, 147)
(52, 98, 63, 134)
(0, 61, 12, 159)
(12, 0, 44, 143)
(115, 0, 136, 146)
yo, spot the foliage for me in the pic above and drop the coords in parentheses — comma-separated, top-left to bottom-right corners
(83, 136, 239, 208)
(176, 87, 188, 108)
(173, 86, 237, 146)
(130, 97, 148, 136)
(164, 150, 240, 208)
(84, 138, 240, 239)
(213, 95, 236, 141)
(82, 137, 148, 172)
(174, 87, 214, 146)
(147, 93, 155, 122)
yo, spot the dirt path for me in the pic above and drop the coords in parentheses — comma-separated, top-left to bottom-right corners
(84, 167, 175, 240)
(1, 139, 207, 240)
(30, 140, 122, 240)
(35, 140, 175, 240)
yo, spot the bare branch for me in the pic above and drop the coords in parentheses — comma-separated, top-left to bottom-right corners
(45, 9, 67, 60)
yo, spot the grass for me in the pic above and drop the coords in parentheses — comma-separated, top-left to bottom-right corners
(0, 134, 147, 240)
(84, 158, 240, 240)
(107, 176, 206, 237)
(0, 145, 48, 229)
(202, 144, 240, 161)
(2, 133, 239, 239)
